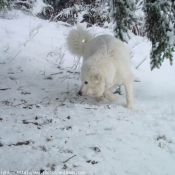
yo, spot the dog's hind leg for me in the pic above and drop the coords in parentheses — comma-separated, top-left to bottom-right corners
(104, 89, 117, 101)
(124, 79, 133, 109)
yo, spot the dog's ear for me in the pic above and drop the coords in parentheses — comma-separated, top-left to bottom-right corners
(91, 74, 101, 83)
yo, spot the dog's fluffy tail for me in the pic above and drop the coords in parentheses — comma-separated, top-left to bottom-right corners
(66, 27, 93, 57)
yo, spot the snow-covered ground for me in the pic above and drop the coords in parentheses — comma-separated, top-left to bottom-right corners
(0, 10, 175, 175)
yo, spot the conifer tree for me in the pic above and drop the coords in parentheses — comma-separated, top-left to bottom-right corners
(112, 0, 137, 42)
(0, 0, 11, 11)
(144, 0, 175, 70)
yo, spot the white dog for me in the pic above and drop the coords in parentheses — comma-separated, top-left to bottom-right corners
(67, 27, 133, 109)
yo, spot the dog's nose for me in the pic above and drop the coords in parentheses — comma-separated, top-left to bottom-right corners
(78, 91, 82, 96)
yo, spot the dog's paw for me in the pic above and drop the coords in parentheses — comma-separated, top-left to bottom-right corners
(104, 90, 118, 101)
(126, 103, 133, 110)
(110, 95, 118, 101)
(96, 96, 104, 102)
(104, 94, 117, 101)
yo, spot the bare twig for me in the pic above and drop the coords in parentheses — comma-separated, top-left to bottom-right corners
(85, 108, 97, 110)
(10, 24, 42, 62)
(12, 97, 48, 108)
(13, 102, 27, 107)
(135, 57, 147, 69)
(10, 50, 22, 62)
(58, 98, 67, 107)
(60, 88, 77, 95)
(62, 155, 76, 163)
(47, 51, 55, 57)
(5, 47, 9, 52)
(59, 75, 70, 82)
(67, 70, 80, 74)
(0, 88, 10, 90)
(50, 72, 63, 76)
(72, 56, 81, 70)
(24, 26, 41, 46)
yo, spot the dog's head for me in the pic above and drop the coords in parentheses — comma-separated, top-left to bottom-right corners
(78, 61, 105, 97)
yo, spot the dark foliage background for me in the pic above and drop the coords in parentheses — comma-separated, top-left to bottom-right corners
(1, 0, 174, 70)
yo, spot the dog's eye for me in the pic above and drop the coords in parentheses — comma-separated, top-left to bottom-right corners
(84, 81, 88, 84)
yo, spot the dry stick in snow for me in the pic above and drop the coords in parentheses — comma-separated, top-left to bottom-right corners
(135, 57, 147, 69)
(50, 72, 63, 76)
(58, 97, 67, 107)
(10, 50, 22, 62)
(62, 155, 76, 164)
(0, 88, 10, 90)
(24, 26, 41, 46)
(5, 47, 9, 52)
(13, 102, 27, 107)
(47, 51, 55, 57)
(10, 25, 42, 62)
(12, 97, 49, 108)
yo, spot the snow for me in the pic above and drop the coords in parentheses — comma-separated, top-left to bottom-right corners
(32, 0, 48, 15)
(0, 10, 175, 175)
(167, 31, 175, 46)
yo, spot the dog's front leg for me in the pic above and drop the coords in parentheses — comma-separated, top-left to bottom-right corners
(104, 89, 117, 101)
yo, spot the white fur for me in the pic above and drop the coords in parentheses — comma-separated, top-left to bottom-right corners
(67, 27, 133, 109)
(67, 27, 94, 57)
